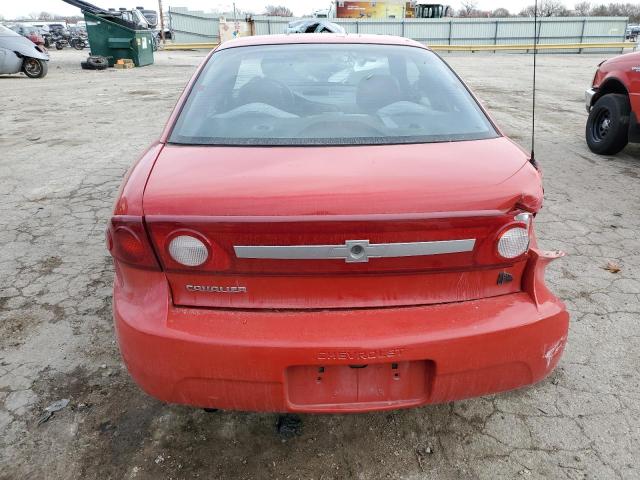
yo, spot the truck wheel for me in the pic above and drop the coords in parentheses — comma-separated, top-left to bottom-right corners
(586, 94, 630, 155)
(22, 58, 48, 79)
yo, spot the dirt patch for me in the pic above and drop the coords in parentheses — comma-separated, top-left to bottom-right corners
(0, 315, 37, 347)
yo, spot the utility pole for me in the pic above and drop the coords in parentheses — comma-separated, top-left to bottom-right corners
(233, 2, 238, 38)
(158, 0, 165, 45)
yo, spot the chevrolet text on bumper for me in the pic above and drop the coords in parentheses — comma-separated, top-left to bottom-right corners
(107, 34, 569, 413)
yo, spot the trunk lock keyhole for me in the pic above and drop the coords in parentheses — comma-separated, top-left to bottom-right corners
(345, 240, 370, 263)
(350, 244, 365, 259)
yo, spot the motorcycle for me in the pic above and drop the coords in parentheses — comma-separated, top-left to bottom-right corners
(69, 34, 88, 50)
(51, 31, 70, 50)
(51, 30, 88, 50)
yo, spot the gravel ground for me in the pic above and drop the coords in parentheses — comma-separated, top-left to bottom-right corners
(0, 48, 639, 480)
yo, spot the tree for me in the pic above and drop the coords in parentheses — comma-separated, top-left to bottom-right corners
(491, 8, 511, 17)
(39, 11, 54, 20)
(458, 1, 479, 17)
(574, 1, 592, 15)
(264, 5, 294, 17)
(458, 2, 492, 17)
(519, 0, 570, 17)
(590, 3, 640, 23)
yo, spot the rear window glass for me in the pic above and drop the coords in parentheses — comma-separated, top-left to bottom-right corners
(169, 43, 498, 146)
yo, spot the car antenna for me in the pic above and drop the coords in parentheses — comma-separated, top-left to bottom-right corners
(530, 0, 539, 168)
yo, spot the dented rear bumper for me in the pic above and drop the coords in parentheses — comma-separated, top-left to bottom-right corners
(113, 249, 569, 413)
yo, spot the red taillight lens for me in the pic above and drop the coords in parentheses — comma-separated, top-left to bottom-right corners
(107, 216, 160, 270)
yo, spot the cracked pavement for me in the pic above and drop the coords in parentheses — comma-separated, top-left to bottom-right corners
(1, 49, 638, 479)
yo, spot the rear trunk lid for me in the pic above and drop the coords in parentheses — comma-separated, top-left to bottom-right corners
(144, 138, 540, 309)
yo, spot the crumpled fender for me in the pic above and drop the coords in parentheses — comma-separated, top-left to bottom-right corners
(0, 36, 49, 61)
(522, 248, 566, 308)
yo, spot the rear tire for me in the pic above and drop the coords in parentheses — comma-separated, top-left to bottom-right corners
(586, 94, 630, 155)
(22, 58, 48, 79)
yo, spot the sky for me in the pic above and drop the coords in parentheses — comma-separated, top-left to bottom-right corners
(1, 1, 589, 19)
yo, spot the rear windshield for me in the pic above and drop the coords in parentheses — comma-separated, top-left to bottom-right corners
(169, 43, 498, 146)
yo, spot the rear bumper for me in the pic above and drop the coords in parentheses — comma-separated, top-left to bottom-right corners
(114, 250, 569, 413)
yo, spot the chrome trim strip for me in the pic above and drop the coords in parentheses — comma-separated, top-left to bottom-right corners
(234, 239, 476, 263)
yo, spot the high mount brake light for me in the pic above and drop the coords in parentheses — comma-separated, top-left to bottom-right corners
(107, 216, 159, 270)
(497, 212, 532, 260)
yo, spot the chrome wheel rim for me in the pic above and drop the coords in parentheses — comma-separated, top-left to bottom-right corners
(24, 59, 42, 77)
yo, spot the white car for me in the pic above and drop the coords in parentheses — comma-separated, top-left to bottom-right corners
(285, 19, 346, 34)
(0, 25, 49, 78)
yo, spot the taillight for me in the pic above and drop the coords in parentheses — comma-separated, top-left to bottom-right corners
(496, 212, 532, 260)
(168, 235, 209, 266)
(145, 222, 231, 271)
(106, 216, 159, 270)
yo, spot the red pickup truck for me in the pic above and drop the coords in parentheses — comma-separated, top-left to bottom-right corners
(585, 50, 640, 155)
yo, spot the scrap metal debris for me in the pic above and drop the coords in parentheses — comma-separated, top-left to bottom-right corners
(37, 398, 70, 425)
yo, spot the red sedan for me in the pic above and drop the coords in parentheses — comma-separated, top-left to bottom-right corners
(107, 34, 569, 413)
(9, 24, 45, 46)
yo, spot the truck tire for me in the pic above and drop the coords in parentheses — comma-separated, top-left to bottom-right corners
(586, 94, 630, 155)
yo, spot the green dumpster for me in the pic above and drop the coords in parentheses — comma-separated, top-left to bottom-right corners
(84, 11, 154, 67)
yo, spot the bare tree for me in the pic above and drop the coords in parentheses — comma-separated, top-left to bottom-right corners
(590, 3, 640, 23)
(458, 1, 493, 18)
(519, 0, 570, 17)
(39, 11, 54, 20)
(590, 4, 611, 16)
(491, 8, 511, 17)
(458, 1, 479, 17)
(264, 5, 294, 17)
(574, 1, 592, 15)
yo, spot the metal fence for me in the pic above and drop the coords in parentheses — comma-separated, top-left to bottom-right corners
(168, 7, 221, 44)
(169, 8, 629, 54)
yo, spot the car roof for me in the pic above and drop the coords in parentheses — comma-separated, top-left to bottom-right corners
(217, 33, 428, 51)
